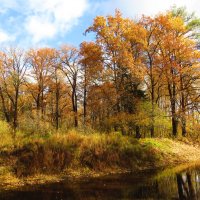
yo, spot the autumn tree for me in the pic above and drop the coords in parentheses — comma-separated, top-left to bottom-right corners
(0, 48, 27, 132)
(154, 13, 200, 136)
(79, 41, 103, 125)
(170, 6, 200, 136)
(0, 8, 198, 138)
(47, 50, 69, 130)
(85, 10, 147, 137)
(59, 45, 80, 127)
(139, 15, 166, 137)
(26, 48, 56, 119)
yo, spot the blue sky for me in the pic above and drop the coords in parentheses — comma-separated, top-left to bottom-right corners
(0, 0, 199, 48)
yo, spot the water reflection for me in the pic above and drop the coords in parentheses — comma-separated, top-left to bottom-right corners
(176, 171, 199, 200)
(2, 165, 200, 199)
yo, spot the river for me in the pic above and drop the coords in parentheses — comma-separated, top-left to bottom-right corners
(1, 163, 200, 199)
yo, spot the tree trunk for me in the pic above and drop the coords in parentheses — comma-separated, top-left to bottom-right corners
(13, 88, 19, 134)
(150, 92, 155, 138)
(135, 126, 141, 138)
(186, 172, 195, 199)
(0, 87, 10, 122)
(74, 92, 78, 127)
(41, 90, 44, 118)
(168, 82, 178, 137)
(83, 70, 87, 125)
(55, 82, 60, 130)
(72, 86, 78, 128)
(176, 174, 186, 200)
(149, 56, 155, 138)
(150, 125, 154, 138)
(172, 114, 178, 137)
(36, 94, 40, 129)
(180, 76, 187, 137)
(182, 117, 186, 137)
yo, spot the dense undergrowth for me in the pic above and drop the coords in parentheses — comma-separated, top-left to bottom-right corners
(2, 131, 161, 177)
(0, 120, 200, 188)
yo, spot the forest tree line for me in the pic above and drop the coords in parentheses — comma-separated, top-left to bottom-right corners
(0, 7, 200, 138)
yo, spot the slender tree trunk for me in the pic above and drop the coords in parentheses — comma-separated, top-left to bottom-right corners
(172, 115, 178, 136)
(83, 88, 87, 125)
(55, 82, 60, 130)
(13, 88, 19, 134)
(168, 82, 178, 137)
(182, 117, 186, 137)
(0, 87, 10, 122)
(180, 76, 186, 137)
(149, 56, 155, 138)
(41, 90, 44, 118)
(181, 99, 186, 137)
(150, 80, 155, 138)
(176, 174, 186, 200)
(135, 126, 141, 138)
(186, 172, 195, 199)
(72, 85, 78, 127)
(171, 103, 178, 136)
(74, 92, 78, 127)
(172, 82, 177, 136)
(83, 67, 87, 125)
(36, 94, 40, 111)
(36, 94, 40, 129)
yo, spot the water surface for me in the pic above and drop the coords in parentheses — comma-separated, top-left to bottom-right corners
(1, 164, 200, 200)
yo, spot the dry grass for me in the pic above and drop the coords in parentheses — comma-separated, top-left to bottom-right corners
(1, 128, 200, 189)
(141, 138, 200, 165)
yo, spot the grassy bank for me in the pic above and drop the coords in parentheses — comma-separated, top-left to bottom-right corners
(1, 130, 200, 190)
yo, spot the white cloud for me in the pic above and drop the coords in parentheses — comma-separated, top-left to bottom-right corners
(100, 0, 200, 18)
(0, 0, 200, 47)
(25, 15, 56, 43)
(0, 30, 14, 43)
(24, 0, 89, 44)
(0, 0, 89, 46)
(0, 0, 18, 10)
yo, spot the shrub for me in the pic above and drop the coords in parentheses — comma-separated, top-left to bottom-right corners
(0, 120, 13, 150)
(18, 114, 55, 136)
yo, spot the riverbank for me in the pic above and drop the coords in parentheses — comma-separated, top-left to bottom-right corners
(1, 131, 200, 190)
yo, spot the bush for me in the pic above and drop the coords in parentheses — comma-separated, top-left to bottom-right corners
(0, 120, 13, 150)
(13, 131, 160, 176)
(18, 115, 55, 136)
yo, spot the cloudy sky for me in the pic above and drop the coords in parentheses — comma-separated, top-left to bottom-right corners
(0, 0, 199, 48)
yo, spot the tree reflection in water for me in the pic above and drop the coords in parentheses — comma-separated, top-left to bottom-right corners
(176, 170, 199, 200)
(2, 166, 200, 200)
